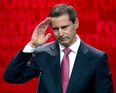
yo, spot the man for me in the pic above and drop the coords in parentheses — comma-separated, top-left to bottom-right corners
(4, 4, 114, 93)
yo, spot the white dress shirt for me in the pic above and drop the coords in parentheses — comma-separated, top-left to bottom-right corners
(59, 35, 81, 77)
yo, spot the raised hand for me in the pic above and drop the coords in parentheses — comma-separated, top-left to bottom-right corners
(29, 17, 52, 48)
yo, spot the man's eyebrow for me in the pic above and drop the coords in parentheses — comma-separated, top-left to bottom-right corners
(52, 24, 70, 29)
(52, 26, 58, 28)
(61, 25, 70, 28)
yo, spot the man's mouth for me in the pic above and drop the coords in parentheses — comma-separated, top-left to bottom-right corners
(58, 37, 67, 41)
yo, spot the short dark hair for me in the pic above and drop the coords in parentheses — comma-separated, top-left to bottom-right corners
(49, 4, 77, 24)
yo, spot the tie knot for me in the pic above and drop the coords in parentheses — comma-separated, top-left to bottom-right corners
(63, 48, 71, 55)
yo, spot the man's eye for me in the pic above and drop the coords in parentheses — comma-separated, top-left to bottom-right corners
(53, 28, 59, 31)
(62, 26, 67, 29)
(61, 25, 69, 29)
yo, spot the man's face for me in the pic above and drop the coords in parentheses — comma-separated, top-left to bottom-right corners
(51, 14, 78, 47)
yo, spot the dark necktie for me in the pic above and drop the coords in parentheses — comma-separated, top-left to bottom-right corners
(61, 48, 71, 93)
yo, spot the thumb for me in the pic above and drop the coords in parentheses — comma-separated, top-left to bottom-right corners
(45, 33, 52, 40)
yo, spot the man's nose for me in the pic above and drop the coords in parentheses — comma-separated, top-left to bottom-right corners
(59, 28, 64, 36)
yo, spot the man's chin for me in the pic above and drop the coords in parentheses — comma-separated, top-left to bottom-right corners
(59, 41, 69, 47)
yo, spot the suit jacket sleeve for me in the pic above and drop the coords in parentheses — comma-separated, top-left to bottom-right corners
(4, 50, 38, 83)
(94, 53, 114, 93)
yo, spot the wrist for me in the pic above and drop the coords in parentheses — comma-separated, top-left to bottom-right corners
(28, 41, 39, 48)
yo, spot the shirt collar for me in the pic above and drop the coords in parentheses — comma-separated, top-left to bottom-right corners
(59, 35, 81, 53)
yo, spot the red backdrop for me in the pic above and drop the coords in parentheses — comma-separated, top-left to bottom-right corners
(0, 0, 116, 93)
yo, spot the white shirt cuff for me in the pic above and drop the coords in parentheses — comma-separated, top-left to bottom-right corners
(23, 43, 37, 53)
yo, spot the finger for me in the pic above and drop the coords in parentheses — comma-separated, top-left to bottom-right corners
(34, 17, 51, 33)
(36, 20, 50, 30)
(44, 17, 52, 25)
(45, 33, 52, 40)
(41, 17, 52, 27)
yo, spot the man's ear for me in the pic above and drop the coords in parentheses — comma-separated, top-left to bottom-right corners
(74, 18, 79, 29)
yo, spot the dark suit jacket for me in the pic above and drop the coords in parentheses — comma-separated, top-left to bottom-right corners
(4, 40, 114, 93)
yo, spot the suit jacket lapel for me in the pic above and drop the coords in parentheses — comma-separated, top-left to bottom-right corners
(67, 41, 89, 93)
(49, 42, 62, 93)
(47, 41, 90, 93)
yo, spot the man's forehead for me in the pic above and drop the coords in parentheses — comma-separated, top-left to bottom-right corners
(51, 14, 69, 20)
(51, 20, 71, 28)
(51, 15, 70, 26)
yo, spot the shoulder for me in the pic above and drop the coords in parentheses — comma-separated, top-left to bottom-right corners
(34, 41, 59, 53)
(80, 41, 108, 68)
(32, 41, 59, 60)
(80, 40, 107, 58)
